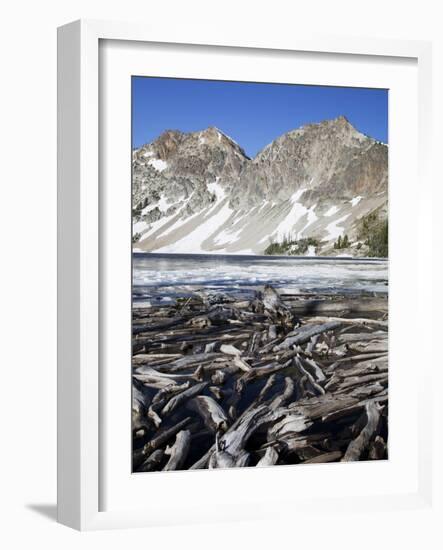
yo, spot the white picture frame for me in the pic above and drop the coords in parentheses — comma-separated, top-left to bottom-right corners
(57, 19, 433, 531)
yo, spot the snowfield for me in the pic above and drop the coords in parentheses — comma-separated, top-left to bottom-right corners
(134, 188, 386, 255)
(148, 158, 168, 172)
(326, 214, 351, 240)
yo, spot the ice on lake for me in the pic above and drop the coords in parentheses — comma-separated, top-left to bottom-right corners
(133, 253, 388, 305)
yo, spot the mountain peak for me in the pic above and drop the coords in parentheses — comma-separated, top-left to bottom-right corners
(328, 115, 359, 132)
(196, 126, 249, 158)
(333, 114, 350, 125)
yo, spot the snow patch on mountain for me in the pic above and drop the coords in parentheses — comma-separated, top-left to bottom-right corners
(326, 214, 350, 240)
(350, 196, 363, 207)
(148, 158, 168, 172)
(157, 198, 234, 253)
(207, 179, 225, 201)
(272, 189, 308, 241)
(324, 205, 339, 217)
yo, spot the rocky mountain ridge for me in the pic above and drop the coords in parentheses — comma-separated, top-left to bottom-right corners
(132, 117, 388, 256)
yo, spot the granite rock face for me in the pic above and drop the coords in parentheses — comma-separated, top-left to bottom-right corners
(132, 117, 388, 256)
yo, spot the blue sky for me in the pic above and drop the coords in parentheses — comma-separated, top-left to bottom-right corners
(132, 77, 388, 158)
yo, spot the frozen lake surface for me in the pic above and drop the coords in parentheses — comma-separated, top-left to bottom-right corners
(133, 253, 388, 305)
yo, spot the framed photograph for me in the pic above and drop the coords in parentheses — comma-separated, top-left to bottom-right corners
(57, 20, 433, 530)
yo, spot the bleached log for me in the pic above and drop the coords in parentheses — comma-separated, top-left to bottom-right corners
(294, 356, 325, 395)
(161, 382, 208, 416)
(132, 353, 184, 364)
(269, 376, 295, 409)
(209, 385, 223, 401)
(188, 395, 229, 433)
(163, 430, 191, 471)
(157, 353, 222, 372)
(304, 316, 388, 329)
(134, 366, 194, 380)
(342, 402, 383, 461)
(337, 331, 387, 344)
(233, 356, 252, 372)
(147, 381, 191, 428)
(332, 352, 388, 366)
(267, 413, 313, 441)
(300, 355, 326, 382)
(262, 285, 292, 323)
(210, 405, 281, 468)
(220, 344, 242, 356)
(273, 321, 342, 351)
(143, 416, 192, 455)
(241, 358, 293, 382)
(248, 331, 262, 354)
(256, 446, 279, 467)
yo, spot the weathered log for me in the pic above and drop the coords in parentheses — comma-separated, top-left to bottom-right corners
(332, 356, 388, 378)
(342, 402, 383, 461)
(304, 316, 388, 329)
(241, 358, 293, 382)
(226, 377, 246, 420)
(233, 356, 252, 372)
(335, 372, 388, 392)
(161, 382, 208, 416)
(211, 370, 227, 385)
(137, 449, 164, 472)
(133, 317, 188, 335)
(294, 356, 325, 395)
(163, 430, 191, 471)
(305, 334, 320, 355)
(331, 352, 388, 366)
(274, 432, 329, 454)
(209, 385, 223, 401)
(368, 435, 387, 460)
(132, 353, 184, 364)
(220, 344, 243, 356)
(132, 381, 152, 413)
(155, 353, 222, 372)
(262, 285, 292, 324)
(188, 395, 229, 433)
(289, 297, 388, 315)
(268, 324, 278, 341)
(303, 451, 342, 464)
(256, 446, 279, 467)
(300, 355, 326, 383)
(210, 405, 281, 468)
(337, 331, 387, 344)
(134, 366, 194, 381)
(143, 416, 192, 456)
(273, 321, 342, 351)
(267, 413, 313, 441)
(269, 376, 295, 409)
(189, 443, 215, 470)
(147, 381, 191, 427)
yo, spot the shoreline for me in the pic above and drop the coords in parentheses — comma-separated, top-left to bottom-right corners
(133, 250, 388, 263)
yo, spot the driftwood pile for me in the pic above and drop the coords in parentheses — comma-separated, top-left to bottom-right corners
(132, 285, 388, 472)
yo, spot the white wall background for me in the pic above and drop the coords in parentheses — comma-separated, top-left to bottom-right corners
(0, 0, 441, 547)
